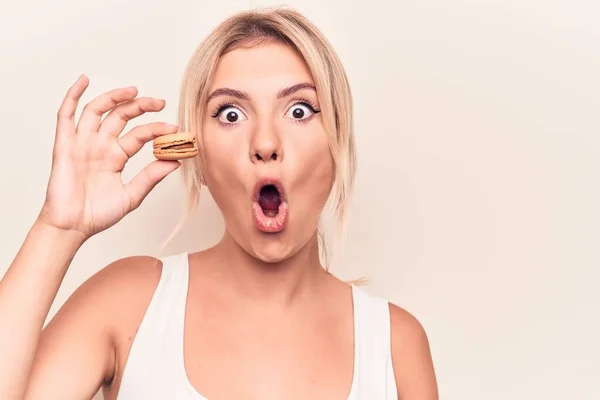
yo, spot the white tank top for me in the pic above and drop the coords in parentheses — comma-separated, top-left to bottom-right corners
(117, 252, 398, 399)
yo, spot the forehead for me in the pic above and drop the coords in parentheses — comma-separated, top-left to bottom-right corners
(209, 43, 314, 92)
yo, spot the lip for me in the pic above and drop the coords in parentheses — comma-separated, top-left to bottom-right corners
(252, 176, 289, 233)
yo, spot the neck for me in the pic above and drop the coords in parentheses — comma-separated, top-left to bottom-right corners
(206, 230, 326, 305)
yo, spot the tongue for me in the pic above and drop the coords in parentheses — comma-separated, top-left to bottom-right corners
(258, 185, 281, 211)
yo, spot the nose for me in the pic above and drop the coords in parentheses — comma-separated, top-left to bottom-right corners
(250, 121, 283, 164)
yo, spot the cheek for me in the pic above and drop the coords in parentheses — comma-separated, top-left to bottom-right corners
(200, 126, 250, 210)
(309, 142, 334, 187)
(202, 123, 246, 177)
(289, 126, 334, 208)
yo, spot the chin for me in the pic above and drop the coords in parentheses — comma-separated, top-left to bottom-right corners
(248, 235, 297, 263)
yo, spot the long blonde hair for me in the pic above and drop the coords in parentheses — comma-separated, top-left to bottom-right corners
(164, 6, 356, 269)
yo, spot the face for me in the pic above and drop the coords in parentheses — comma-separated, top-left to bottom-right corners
(201, 42, 334, 263)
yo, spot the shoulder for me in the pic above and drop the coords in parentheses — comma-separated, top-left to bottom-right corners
(70, 255, 164, 329)
(41, 254, 167, 352)
(67, 255, 162, 309)
(388, 303, 429, 351)
(82, 255, 163, 299)
(30, 255, 165, 394)
(48, 255, 164, 335)
(388, 303, 439, 399)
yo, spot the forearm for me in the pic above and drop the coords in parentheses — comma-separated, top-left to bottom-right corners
(0, 219, 86, 399)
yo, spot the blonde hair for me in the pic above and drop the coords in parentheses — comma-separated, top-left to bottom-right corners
(163, 6, 356, 269)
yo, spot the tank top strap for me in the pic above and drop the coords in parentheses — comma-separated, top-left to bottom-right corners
(118, 252, 190, 399)
(350, 285, 398, 399)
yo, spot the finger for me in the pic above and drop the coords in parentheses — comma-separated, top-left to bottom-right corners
(76, 86, 138, 133)
(124, 160, 181, 211)
(56, 74, 89, 143)
(117, 122, 179, 158)
(98, 97, 166, 137)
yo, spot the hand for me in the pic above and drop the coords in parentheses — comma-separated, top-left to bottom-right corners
(38, 74, 182, 239)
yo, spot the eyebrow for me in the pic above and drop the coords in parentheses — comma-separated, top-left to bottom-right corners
(206, 82, 316, 102)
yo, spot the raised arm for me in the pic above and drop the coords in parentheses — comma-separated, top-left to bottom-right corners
(0, 75, 180, 399)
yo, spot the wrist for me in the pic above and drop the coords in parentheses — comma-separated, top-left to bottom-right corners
(31, 217, 89, 248)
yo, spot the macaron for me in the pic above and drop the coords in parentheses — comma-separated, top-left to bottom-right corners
(153, 132, 199, 160)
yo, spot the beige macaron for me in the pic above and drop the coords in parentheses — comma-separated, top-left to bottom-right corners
(153, 132, 199, 160)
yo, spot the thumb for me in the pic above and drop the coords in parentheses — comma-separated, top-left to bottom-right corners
(124, 160, 181, 211)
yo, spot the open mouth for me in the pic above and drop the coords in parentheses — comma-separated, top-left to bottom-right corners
(259, 185, 281, 217)
(252, 178, 289, 233)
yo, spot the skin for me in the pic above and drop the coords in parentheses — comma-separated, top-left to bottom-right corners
(0, 43, 438, 400)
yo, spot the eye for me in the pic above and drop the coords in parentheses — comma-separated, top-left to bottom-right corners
(285, 102, 318, 121)
(212, 104, 247, 125)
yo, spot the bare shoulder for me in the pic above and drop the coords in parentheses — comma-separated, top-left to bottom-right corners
(388, 303, 439, 400)
(388, 303, 430, 352)
(80, 255, 163, 305)
(59, 255, 163, 323)
(27, 256, 164, 399)
(89, 254, 162, 284)
(42, 254, 164, 345)
(70, 255, 165, 344)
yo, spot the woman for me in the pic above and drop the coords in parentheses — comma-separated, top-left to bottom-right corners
(0, 7, 437, 400)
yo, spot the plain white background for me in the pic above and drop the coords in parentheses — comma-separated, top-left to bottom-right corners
(1, 0, 599, 399)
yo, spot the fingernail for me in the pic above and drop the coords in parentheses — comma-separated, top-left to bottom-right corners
(165, 123, 179, 129)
